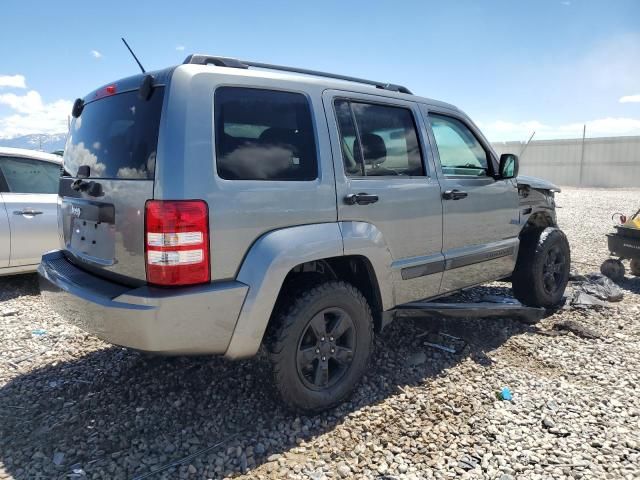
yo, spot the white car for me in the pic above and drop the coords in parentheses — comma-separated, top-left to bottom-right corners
(1, 147, 62, 276)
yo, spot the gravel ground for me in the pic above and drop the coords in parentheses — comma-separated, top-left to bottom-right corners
(1, 187, 639, 480)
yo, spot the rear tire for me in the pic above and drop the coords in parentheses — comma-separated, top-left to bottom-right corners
(267, 281, 374, 413)
(512, 227, 571, 308)
(630, 258, 640, 277)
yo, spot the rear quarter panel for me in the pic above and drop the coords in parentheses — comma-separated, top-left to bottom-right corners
(154, 66, 337, 280)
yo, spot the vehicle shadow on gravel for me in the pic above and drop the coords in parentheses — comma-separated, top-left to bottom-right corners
(0, 274, 40, 302)
(0, 284, 543, 480)
(619, 275, 640, 295)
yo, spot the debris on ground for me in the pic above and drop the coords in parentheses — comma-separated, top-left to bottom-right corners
(572, 272, 624, 302)
(498, 387, 513, 401)
(419, 331, 467, 354)
(552, 319, 601, 339)
(400, 299, 545, 324)
(569, 290, 610, 309)
(423, 341, 457, 354)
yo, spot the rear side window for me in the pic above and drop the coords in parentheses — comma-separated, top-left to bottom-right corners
(334, 99, 424, 177)
(215, 87, 318, 180)
(0, 157, 59, 194)
(64, 88, 164, 179)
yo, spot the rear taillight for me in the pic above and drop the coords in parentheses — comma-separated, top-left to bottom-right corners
(145, 200, 210, 286)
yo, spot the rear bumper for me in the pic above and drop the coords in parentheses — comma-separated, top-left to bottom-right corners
(38, 251, 248, 355)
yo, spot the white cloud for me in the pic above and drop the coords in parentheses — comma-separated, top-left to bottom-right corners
(0, 74, 26, 89)
(0, 90, 44, 113)
(175, 45, 185, 51)
(620, 94, 640, 104)
(479, 117, 640, 142)
(0, 89, 72, 139)
(64, 140, 105, 176)
(91, 50, 103, 59)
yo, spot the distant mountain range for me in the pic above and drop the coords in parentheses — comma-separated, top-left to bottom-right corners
(0, 133, 67, 153)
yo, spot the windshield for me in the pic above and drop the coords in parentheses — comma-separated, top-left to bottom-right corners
(64, 87, 164, 179)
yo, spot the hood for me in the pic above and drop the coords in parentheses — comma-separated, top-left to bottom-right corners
(517, 175, 561, 193)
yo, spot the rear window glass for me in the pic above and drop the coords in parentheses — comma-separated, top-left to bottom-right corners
(215, 87, 318, 181)
(0, 156, 60, 193)
(64, 87, 164, 179)
(334, 99, 424, 177)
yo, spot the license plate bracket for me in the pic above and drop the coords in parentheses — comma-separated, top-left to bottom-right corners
(69, 218, 116, 261)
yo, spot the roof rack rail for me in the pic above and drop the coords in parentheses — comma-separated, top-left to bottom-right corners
(183, 54, 412, 94)
(183, 54, 249, 69)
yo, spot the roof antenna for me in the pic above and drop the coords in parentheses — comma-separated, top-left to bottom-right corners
(121, 37, 146, 73)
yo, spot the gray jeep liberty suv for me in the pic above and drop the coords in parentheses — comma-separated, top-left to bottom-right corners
(39, 55, 570, 412)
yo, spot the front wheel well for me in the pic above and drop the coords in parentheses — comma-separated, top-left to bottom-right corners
(268, 255, 384, 336)
(520, 210, 556, 238)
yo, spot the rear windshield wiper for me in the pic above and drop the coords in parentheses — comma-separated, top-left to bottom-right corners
(71, 165, 103, 197)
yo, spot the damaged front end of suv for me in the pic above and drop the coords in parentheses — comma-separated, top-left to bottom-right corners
(517, 175, 561, 228)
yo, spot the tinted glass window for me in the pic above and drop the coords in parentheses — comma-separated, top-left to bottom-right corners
(335, 100, 424, 177)
(0, 157, 59, 194)
(430, 114, 489, 177)
(64, 88, 164, 179)
(215, 87, 318, 181)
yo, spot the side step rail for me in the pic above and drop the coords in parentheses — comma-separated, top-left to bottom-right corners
(394, 301, 545, 324)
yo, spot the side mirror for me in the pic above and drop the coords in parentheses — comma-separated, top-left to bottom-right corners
(499, 153, 519, 179)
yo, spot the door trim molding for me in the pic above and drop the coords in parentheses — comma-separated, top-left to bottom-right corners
(400, 259, 445, 280)
(396, 241, 517, 281)
(445, 245, 516, 270)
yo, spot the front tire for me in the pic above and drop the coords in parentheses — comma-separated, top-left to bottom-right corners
(512, 227, 571, 308)
(267, 281, 373, 413)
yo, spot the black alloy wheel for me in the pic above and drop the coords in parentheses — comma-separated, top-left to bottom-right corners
(296, 307, 356, 390)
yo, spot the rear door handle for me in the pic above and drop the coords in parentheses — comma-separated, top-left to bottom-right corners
(442, 189, 468, 200)
(344, 193, 379, 205)
(13, 209, 44, 216)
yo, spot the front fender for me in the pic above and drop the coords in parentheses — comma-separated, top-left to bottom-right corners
(224, 223, 343, 359)
(519, 185, 558, 229)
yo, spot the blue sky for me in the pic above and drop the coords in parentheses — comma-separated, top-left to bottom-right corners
(1, 0, 639, 141)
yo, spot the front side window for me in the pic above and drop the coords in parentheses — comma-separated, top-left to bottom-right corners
(215, 87, 318, 181)
(430, 114, 490, 177)
(334, 99, 425, 177)
(0, 157, 59, 194)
